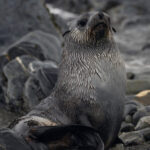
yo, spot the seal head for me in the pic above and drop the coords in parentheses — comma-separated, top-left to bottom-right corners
(64, 11, 115, 46)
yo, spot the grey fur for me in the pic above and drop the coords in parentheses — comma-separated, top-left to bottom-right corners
(12, 11, 126, 149)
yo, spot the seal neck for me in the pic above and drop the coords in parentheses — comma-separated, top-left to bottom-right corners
(64, 35, 116, 54)
(52, 38, 120, 102)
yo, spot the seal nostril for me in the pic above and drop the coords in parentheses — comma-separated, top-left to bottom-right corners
(98, 13, 104, 20)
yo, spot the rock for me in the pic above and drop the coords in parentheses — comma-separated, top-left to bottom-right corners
(125, 143, 150, 150)
(124, 104, 137, 117)
(124, 100, 142, 118)
(106, 0, 150, 82)
(142, 43, 150, 51)
(0, 29, 61, 113)
(0, 106, 20, 128)
(23, 76, 45, 111)
(49, 13, 69, 34)
(46, 0, 92, 14)
(7, 42, 45, 61)
(0, 55, 9, 74)
(3, 55, 37, 113)
(34, 67, 58, 96)
(135, 116, 150, 130)
(0, 0, 60, 52)
(102, 0, 121, 12)
(0, 55, 9, 103)
(6, 76, 27, 108)
(121, 122, 134, 132)
(3, 55, 36, 80)
(110, 144, 124, 150)
(0, 128, 32, 150)
(126, 80, 150, 95)
(125, 115, 132, 123)
(127, 72, 135, 80)
(28, 60, 58, 73)
(24, 61, 58, 110)
(141, 127, 150, 141)
(133, 107, 150, 125)
(3, 58, 58, 113)
(0, 128, 50, 150)
(145, 106, 150, 112)
(6, 31, 62, 63)
(134, 90, 150, 106)
(119, 131, 144, 146)
(28, 60, 58, 96)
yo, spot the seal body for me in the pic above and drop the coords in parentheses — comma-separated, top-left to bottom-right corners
(12, 11, 126, 149)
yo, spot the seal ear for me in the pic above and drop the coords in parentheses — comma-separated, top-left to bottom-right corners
(112, 27, 116, 33)
(62, 30, 70, 37)
(29, 125, 104, 150)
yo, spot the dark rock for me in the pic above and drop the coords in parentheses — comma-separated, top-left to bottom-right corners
(124, 103, 138, 116)
(110, 144, 124, 150)
(135, 116, 150, 130)
(119, 130, 144, 146)
(127, 72, 135, 80)
(35, 67, 58, 96)
(0, 55, 9, 103)
(124, 100, 142, 118)
(0, 0, 60, 52)
(0, 106, 20, 128)
(49, 13, 69, 34)
(0, 55, 9, 74)
(7, 42, 45, 61)
(5, 30, 62, 63)
(142, 43, 150, 51)
(0, 128, 32, 150)
(28, 60, 57, 73)
(24, 60, 58, 110)
(133, 107, 150, 125)
(141, 127, 150, 141)
(125, 115, 132, 123)
(24, 76, 45, 111)
(124, 142, 150, 150)
(0, 29, 61, 113)
(3, 55, 37, 113)
(3, 55, 36, 79)
(6, 76, 27, 107)
(121, 122, 134, 132)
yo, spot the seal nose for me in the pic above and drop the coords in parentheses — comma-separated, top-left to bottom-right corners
(88, 12, 106, 28)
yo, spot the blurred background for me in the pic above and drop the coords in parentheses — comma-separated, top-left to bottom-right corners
(0, 0, 150, 129)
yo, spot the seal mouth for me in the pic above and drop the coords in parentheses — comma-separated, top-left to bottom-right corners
(90, 22, 108, 40)
(92, 22, 107, 32)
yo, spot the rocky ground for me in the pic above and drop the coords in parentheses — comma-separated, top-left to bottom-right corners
(0, 0, 150, 149)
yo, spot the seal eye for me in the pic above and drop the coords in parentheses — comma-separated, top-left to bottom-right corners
(77, 19, 87, 27)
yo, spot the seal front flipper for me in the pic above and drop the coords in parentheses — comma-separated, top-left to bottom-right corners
(29, 125, 104, 150)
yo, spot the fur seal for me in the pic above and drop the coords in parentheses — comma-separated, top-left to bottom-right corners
(11, 11, 126, 150)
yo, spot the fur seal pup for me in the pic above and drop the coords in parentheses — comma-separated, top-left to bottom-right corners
(10, 11, 126, 150)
